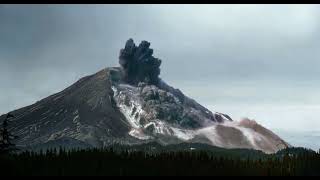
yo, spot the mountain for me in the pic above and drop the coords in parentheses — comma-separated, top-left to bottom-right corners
(0, 39, 289, 154)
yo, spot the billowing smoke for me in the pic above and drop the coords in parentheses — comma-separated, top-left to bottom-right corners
(119, 39, 162, 85)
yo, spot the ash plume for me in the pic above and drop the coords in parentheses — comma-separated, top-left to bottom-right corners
(119, 39, 162, 85)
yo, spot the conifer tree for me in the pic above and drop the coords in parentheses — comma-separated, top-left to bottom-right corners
(0, 113, 18, 154)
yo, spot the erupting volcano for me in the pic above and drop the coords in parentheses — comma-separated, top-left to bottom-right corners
(0, 39, 289, 153)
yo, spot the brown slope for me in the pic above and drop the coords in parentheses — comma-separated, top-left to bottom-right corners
(0, 68, 134, 148)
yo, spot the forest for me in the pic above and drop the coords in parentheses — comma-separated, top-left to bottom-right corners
(0, 143, 320, 176)
(1, 113, 320, 176)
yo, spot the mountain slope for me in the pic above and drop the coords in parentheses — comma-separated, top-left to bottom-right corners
(0, 67, 288, 153)
(0, 68, 140, 148)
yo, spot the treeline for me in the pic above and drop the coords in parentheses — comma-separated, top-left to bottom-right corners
(0, 146, 320, 176)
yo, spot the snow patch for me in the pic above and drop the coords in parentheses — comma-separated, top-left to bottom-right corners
(117, 101, 141, 128)
(112, 84, 148, 138)
(171, 127, 195, 141)
(73, 115, 79, 123)
(129, 129, 153, 140)
(196, 126, 222, 146)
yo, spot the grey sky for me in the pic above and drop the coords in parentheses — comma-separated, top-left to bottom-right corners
(1, 4, 320, 133)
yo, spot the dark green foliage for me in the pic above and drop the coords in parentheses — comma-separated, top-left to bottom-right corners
(0, 143, 319, 176)
(0, 113, 18, 155)
(276, 147, 316, 156)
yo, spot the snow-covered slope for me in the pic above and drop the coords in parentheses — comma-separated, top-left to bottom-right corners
(109, 67, 288, 153)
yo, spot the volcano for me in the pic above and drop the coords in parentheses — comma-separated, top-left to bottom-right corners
(0, 39, 289, 153)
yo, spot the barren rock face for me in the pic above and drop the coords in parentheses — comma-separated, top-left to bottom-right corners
(139, 84, 184, 124)
(119, 39, 162, 85)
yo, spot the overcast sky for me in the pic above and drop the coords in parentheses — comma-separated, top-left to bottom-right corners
(1, 4, 320, 133)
